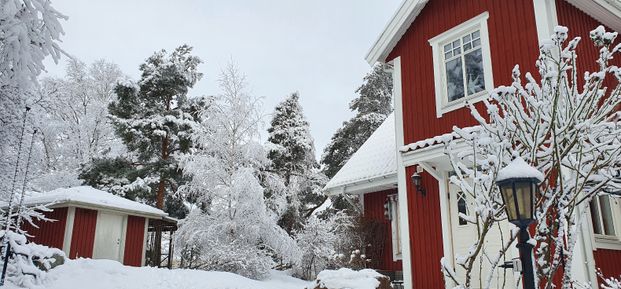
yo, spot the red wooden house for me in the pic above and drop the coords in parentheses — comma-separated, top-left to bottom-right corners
(19, 186, 175, 267)
(325, 1, 621, 288)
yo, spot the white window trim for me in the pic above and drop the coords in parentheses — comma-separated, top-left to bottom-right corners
(429, 12, 494, 118)
(590, 195, 621, 250)
(388, 194, 403, 260)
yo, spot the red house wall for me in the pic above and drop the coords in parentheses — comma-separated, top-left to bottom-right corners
(69, 208, 97, 259)
(556, 0, 621, 282)
(404, 166, 445, 289)
(363, 189, 403, 272)
(593, 249, 621, 280)
(23, 207, 67, 250)
(387, 0, 541, 146)
(123, 216, 146, 267)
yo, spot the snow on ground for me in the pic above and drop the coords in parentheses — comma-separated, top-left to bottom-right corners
(7, 259, 312, 289)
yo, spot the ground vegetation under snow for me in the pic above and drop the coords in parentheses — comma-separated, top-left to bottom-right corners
(5, 259, 312, 289)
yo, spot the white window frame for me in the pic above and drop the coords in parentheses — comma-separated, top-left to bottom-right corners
(429, 12, 494, 118)
(387, 194, 402, 260)
(589, 194, 621, 249)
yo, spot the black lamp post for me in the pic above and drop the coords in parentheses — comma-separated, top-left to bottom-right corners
(496, 157, 543, 289)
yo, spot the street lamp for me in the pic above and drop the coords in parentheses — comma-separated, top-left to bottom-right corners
(496, 157, 543, 289)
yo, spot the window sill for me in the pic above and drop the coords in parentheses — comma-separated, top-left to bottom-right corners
(436, 90, 489, 118)
(594, 235, 621, 250)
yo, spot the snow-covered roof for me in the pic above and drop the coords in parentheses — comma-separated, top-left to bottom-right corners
(18, 186, 167, 218)
(367, 0, 621, 64)
(324, 114, 397, 195)
(399, 126, 479, 153)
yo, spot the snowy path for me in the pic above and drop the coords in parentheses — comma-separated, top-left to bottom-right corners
(11, 259, 312, 289)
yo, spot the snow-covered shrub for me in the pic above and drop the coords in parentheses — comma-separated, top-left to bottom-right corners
(309, 268, 390, 289)
(2, 230, 65, 288)
(442, 25, 621, 288)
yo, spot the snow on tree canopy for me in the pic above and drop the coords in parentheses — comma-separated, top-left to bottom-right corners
(13, 186, 167, 217)
(496, 157, 544, 183)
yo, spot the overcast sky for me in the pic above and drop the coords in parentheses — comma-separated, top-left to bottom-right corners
(43, 0, 401, 158)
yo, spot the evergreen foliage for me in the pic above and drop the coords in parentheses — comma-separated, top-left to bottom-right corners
(320, 64, 392, 179)
(266, 93, 326, 233)
(79, 45, 202, 218)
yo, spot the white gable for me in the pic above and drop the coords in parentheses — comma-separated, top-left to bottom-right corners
(324, 114, 397, 195)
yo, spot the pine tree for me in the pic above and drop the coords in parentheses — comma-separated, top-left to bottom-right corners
(266, 93, 326, 233)
(79, 45, 202, 218)
(321, 64, 393, 178)
(320, 65, 392, 213)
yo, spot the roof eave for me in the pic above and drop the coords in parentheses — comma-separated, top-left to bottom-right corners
(324, 173, 398, 196)
(565, 0, 621, 33)
(365, 0, 429, 65)
(24, 200, 167, 220)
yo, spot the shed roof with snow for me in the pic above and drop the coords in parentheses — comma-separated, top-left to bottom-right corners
(22, 186, 167, 218)
(324, 113, 397, 195)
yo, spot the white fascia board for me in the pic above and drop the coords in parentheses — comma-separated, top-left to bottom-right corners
(533, 0, 559, 43)
(365, 0, 429, 65)
(565, 0, 621, 32)
(324, 174, 398, 196)
(391, 56, 413, 289)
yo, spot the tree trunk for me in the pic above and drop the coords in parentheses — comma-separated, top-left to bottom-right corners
(153, 133, 169, 267)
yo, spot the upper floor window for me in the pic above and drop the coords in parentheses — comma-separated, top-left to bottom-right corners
(429, 12, 493, 117)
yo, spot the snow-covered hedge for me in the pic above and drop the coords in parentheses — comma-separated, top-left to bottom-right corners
(309, 268, 390, 289)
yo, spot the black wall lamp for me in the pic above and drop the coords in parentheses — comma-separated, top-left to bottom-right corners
(411, 171, 426, 196)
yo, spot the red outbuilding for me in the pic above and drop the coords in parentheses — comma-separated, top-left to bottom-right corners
(19, 186, 175, 267)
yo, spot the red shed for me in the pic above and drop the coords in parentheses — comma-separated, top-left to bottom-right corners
(19, 186, 174, 267)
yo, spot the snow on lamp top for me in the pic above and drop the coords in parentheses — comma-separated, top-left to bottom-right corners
(496, 157, 544, 183)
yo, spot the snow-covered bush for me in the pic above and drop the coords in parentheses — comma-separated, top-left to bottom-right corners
(442, 25, 621, 288)
(2, 230, 65, 288)
(309, 268, 389, 289)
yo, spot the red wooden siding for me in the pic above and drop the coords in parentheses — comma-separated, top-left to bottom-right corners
(363, 189, 403, 272)
(23, 207, 67, 250)
(123, 216, 146, 266)
(387, 0, 541, 145)
(557, 1, 621, 279)
(594, 249, 621, 280)
(405, 166, 444, 289)
(69, 208, 97, 259)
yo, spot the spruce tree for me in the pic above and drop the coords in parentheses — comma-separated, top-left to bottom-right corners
(266, 93, 325, 233)
(321, 64, 393, 178)
(80, 45, 202, 218)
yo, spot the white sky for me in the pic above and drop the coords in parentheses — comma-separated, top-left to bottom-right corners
(43, 0, 401, 158)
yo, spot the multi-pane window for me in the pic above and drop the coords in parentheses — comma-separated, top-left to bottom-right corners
(442, 30, 486, 102)
(457, 192, 469, 226)
(590, 195, 617, 237)
(429, 12, 491, 117)
(386, 194, 402, 257)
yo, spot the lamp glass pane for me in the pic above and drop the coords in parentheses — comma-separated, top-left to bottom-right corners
(515, 181, 533, 220)
(500, 184, 518, 221)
